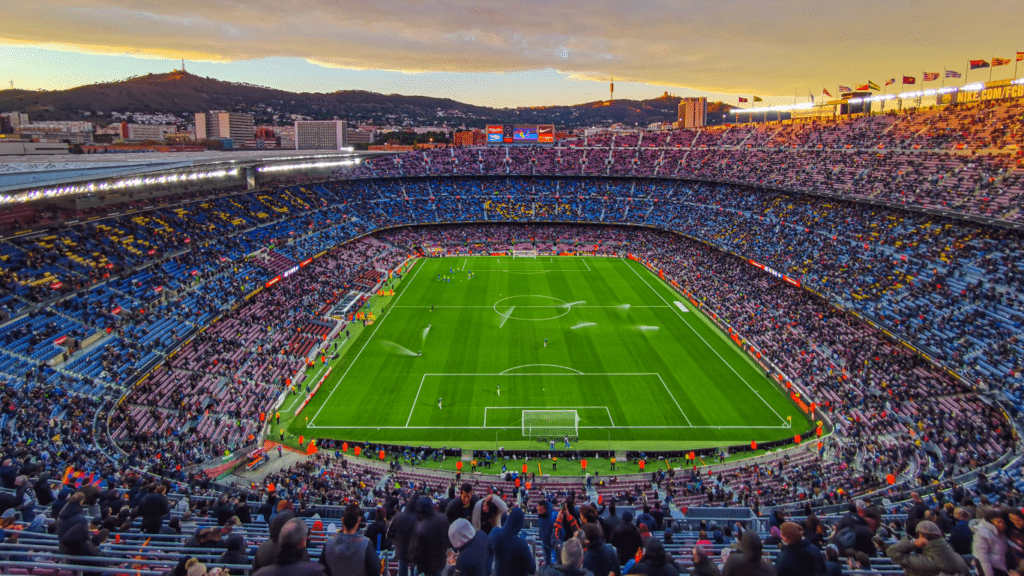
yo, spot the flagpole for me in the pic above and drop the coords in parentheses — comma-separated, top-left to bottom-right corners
(990, 57, 994, 82)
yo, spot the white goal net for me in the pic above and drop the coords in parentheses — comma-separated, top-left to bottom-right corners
(512, 250, 538, 259)
(522, 410, 579, 440)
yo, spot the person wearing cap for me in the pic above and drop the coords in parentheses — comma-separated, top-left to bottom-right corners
(886, 520, 969, 576)
(775, 522, 824, 576)
(446, 518, 488, 576)
(823, 545, 843, 576)
(610, 511, 642, 565)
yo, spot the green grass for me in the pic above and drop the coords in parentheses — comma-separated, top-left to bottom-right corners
(286, 256, 812, 450)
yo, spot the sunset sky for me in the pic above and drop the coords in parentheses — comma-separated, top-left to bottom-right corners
(1, 0, 1021, 108)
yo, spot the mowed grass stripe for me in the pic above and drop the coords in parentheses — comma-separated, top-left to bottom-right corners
(295, 256, 810, 449)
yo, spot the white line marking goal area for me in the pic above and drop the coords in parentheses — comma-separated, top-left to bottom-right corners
(311, 371, 790, 430)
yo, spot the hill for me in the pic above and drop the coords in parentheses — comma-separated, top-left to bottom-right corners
(0, 71, 730, 127)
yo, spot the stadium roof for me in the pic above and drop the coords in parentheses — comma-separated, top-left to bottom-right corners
(0, 149, 380, 197)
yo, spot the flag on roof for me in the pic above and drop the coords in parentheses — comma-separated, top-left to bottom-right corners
(753, 96, 763, 102)
(822, 87, 833, 97)
(1017, 51, 1024, 62)
(902, 76, 916, 85)
(945, 70, 962, 78)
(738, 97, 748, 103)
(867, 81, 881, 91)
(992, 57, 1011, 67)
(838, 85, 852, 92)
(969, 59, 990, 69)
(885, 78, 896, 86)
(923, 72, 939, 81)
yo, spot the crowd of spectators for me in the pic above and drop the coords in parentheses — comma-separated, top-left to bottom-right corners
(0, 95, 1020, 573)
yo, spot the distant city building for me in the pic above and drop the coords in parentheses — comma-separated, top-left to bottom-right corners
(195, 111, 255, 144)
(0, 141, 70, 155)
(294, 120, 348, 150)
(0, 113, 29, 129)
(678, 97, 708, 128)
(345, 128, 374, 146)
(453, 129, 486, 146)
(121, 123, 174, 143)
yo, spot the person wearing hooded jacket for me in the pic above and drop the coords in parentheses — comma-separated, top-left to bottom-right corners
(389, 493, 420, 576)
(446, 518, 489, 576)
(411, 496, 449, 576)
(972, 510, 1010, 576)
(488, 507, 536, 576)
(320, 504, 381, 576)
(632, 539, 681, 576)
(774, 523, 824, 576)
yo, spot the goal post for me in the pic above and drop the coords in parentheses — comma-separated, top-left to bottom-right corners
(512, 250, 538, 259)
(522, 410, 579, 441)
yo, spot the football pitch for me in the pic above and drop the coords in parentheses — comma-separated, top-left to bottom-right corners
(290, 256, 812, 450)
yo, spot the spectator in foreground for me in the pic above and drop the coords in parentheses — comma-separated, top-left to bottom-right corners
(775, 523, 824, 576)
(253, 508, 301, 572)
(688, 545, 719, 576)
(722, 529, 777, 576)
(253, 518, 325, 576)
(885, 520, 969, 576)
(411, 496, 448, 576)
(972, 510, 1010, 576)
(216, 535, 250, 568)
(320, 503, 381, 576)
(581, 524, 620, 576)
(489, 507, 536, 576)
(540, 537, 594, 576)
(446, 518, 488, 576)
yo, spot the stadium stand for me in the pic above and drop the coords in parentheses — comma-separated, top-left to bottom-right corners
(0, 96, 1023, 575)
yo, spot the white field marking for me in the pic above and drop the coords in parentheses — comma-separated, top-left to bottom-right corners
(393, 305, 668, 309)
(311, 424, 791, 430)
(655, 373, 692, 426)
(498, 364, 584, 375)
(625, 259, 789, 426)
(570, 322, 597, 330)
(498, 306, 515, 329)
(309, 258, 425, 426)
(562, 300, 586, 309)
(498, 268, 592, 273)
(405, 374, 427, 427)
(462, 258, 467, 270)
(401, 373, 673, 429)
(583, 259, 592, 272)
(483, 406, 614, 427)
(673, 301, 690, 313)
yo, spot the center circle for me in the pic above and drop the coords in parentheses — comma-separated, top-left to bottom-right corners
(493, 295, 571, 321)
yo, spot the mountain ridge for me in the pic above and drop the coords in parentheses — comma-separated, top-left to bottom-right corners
(0, 71, 733, 128)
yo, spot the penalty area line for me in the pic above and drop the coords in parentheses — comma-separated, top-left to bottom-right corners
(308, 259, 425, 427)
